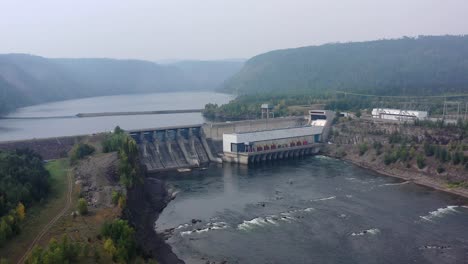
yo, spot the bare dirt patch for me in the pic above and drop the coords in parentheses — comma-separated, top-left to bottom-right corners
(74, 152, 122, 210)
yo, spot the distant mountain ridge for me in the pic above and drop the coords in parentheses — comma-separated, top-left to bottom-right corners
(0, 54, 243, 114)
(222, 35, 468, 96)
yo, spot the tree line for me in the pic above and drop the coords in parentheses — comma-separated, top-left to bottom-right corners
(102, 126, 142, 188)
(0, 149, 50, 247)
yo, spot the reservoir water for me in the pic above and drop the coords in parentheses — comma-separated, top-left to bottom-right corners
(0, 92, 233, 141)
(157, 156, 468, 264)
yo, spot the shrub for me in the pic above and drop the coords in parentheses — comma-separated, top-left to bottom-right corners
(446, 181, 468, 188)
(113, 126, 124, 134)
(389, 131, 403, 144)
(384, 151, 395, 165)
(409, 147, 416, 160)
(111, 191, 121, 205)
(373, 141, 383, 155)
(111, 191, 126, 209)
(416, 154, 426, 169)
(452, 151, 464, 165)
(16, 203, 25, 221)
(423, 142, 435, 157)
(0, 210, 23, 247)
(103, 238, 117, 257)
(355, 110, 362, 118)
(398, 145, 409, 162)
(118, 137, 141, 188)
(436, 165, 445, 174)
(118, 196, 126, 209)
(77, 198, 88, 215)
(439, 148, 450, 163)
(358, 143, 369, 156)
(102, 128, 142, 188)
(26, 235, 82, 264)
(101, 220, 136, 263)
(102, 127, 127, 153)
(70, 143, 95, 163)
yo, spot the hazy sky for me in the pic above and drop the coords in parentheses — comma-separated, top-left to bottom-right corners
(1, 0, 467, 61)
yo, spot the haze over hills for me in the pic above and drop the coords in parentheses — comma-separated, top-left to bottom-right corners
(222, 35, 468, 96)
(2, 35, 468, 115)
(0, 54, 244, 114)
(169, 60, 244, 91)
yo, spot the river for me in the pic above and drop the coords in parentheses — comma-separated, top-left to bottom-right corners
(0, 92, 233, 141)
(157, 156, 468, 264)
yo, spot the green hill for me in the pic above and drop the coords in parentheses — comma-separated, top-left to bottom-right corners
(222, 35, 468, 96)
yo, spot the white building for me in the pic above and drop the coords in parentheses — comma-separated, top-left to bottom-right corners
(371, 108, 428, 121)
(223, 126, 323, 154)
(308, 110, 328, 125)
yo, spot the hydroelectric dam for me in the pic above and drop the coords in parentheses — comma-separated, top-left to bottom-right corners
(128, 110, 334, 173)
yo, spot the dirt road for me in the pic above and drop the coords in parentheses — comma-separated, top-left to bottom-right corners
(17, 169, 73, 264)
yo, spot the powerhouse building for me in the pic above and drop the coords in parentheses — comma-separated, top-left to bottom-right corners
(223, 126, 323, 154)
(221, 110, 333, 164)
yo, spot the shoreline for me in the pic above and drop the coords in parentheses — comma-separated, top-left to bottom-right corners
(124, 177, 184, 264)
(324, 153, 468, 200)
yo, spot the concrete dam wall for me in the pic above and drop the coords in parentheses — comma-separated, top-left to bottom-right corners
(0, 135, 89, 160)
(130, 126, 214, 173)
(130, 117, 310, 173)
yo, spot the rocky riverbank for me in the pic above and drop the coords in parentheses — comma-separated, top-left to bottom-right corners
(124, 177, 184, 264)
(323, 147, 468, 201)
(326, 117, 468, 200)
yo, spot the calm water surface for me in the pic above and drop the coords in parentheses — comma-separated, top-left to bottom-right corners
(0, 92, 232, 141)
(157, 156, 468, 264)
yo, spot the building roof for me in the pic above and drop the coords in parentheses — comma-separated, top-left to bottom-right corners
(223, 126, 323, 143)
(371, 108, 428, 118)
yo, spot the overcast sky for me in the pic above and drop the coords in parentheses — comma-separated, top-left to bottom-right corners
(1, 0, 467, 61)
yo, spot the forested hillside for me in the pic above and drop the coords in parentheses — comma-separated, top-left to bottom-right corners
(222, 35, 468, 96)
(171, 60, 244, 90)
(0, 54, 243, 114)
(0, 77, 26, 113)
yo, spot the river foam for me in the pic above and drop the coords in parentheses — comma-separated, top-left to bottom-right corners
(378, 181, 409, 187)
(238, 207, 315, 231)
(179, 221, 229, 236)
(351, 228, 380, 236)
(312, 196, 336, 202)
(419, 206, 459, 222)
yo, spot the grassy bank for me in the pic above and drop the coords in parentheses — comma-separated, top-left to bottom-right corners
(0, 159, 69, 262)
